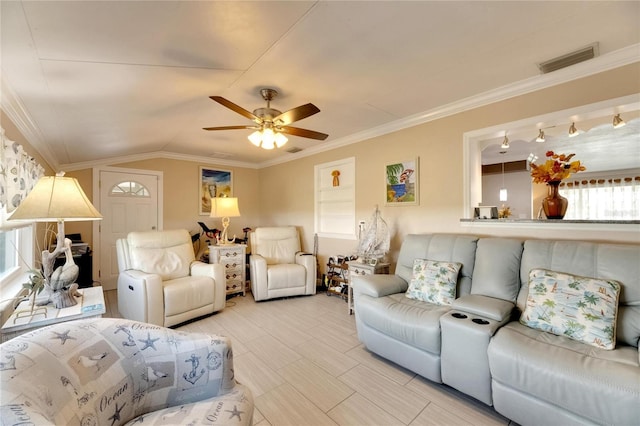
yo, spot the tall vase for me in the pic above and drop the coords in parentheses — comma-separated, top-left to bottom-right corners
(542, 180, 568, 219)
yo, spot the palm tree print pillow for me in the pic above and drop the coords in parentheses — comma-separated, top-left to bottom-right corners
(520, 269, 621, 350)
(405, 259, 462, 305)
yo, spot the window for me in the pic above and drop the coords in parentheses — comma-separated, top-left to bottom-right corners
(0, 229, 18, 280)
(110, 181, 150, 197)
(0, 222, 34, 297)
(562, 175, 640, 220)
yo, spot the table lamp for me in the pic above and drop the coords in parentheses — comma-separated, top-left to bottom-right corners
(8, 172, 102, 308)
(210, 197, 240, 245)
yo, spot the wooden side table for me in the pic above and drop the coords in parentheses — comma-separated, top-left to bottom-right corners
(209, 244, 247, 296)
(346, 261, 390, 315)
(1, 286, 106, 342)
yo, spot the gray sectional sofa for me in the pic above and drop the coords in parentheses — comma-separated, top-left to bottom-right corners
(352, 234, 640, 426)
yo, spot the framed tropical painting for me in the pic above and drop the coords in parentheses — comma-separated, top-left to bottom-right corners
(199, 167, 232, 215)
(385, 158, 419, 206)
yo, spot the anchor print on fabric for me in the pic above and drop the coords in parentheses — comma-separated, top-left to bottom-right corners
(114, 325, 136, 347)
(183, 354, 205, 385)
(60, 376, 96, 408)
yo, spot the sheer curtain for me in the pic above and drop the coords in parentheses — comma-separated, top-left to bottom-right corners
(0, 127, 45, 226)
(561, 174, 640, 220)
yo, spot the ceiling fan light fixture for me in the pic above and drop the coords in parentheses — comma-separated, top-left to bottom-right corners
(248, 131, 262, 147)
(568, 122, 579, 137)
(274, 132, 288, 148)
(535, 129, 546, 143)
(613, 113, 626, 129)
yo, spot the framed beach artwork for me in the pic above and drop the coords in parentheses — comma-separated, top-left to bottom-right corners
(199, 167, 232, 215)
(385, 158, 419, 206)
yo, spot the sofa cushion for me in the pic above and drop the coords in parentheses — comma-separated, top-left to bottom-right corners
(266, 263, 306, 289)
(127, 229, 194, 280)
(520, 269, 621, 350)
(163, 275, 215, 317)
(356, 293, 450, 354)
(395, 234, 478, 297)
(471, 238, 523, 301)
(518, 240, 640, 348)
(252, 227, 300, 265)
(488, 322, 640, 425)
(406, 259, 461, 305)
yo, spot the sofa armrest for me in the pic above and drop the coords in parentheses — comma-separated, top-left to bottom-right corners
(191, 261, 227, 311)
(452, 294, 514, 322)
(117, 270, 164, 325)
(351, 274, 408, 298)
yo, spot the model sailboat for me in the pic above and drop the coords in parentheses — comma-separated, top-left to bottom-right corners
(355, 206, 390, 263)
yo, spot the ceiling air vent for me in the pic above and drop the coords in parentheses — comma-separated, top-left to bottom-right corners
(538, 43, 599, 74)
(286, 147, 303, 153)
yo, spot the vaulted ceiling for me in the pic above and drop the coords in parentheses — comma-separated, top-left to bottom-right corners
(1, 1, 639, 170)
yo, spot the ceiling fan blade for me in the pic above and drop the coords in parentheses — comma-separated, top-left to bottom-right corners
(274, 103, 320, 125)
(209, 96, 259, 121)
(279, 126, 329, 140)
(203, 125, 256, 131)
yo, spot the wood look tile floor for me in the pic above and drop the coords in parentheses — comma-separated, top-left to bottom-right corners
(103, 289, 516, 426)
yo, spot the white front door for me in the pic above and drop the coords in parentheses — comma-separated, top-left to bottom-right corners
(96, 168, 162, 290)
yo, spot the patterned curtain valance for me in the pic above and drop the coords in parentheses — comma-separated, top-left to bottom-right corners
(0, 127, 46, 213)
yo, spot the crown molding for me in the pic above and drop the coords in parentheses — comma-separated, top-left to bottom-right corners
(58, 150, 259, 172)
(1, 75, 60, 171)
(259, 43, 640, 169)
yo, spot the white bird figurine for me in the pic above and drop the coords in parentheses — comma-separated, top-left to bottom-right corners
(50, 240, 80, 292)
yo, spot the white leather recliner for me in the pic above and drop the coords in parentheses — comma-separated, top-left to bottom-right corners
(249, 226, 317, 301)
(116, 229, 226, 327)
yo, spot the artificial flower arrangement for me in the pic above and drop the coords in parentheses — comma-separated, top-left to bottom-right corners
(530, 151, 586, 183)
(498, 204, 512, 219)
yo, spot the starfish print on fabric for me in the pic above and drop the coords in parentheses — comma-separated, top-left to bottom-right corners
(108, 401, 126, 426)
(138, 333, 159, 351)
(226, 405, 244, 421)
(51, 329, 76, 345)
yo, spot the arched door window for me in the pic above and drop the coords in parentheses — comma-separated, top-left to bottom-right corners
(109, 181, 150, 197)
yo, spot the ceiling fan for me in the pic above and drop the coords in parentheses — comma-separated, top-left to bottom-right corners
(203, 88, 329, 149)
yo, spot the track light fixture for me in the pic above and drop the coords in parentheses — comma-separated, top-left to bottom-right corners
(568, 122, 579, 137)
(535, 129, 546, 143)
(501, 134, 509, 149)
(613, 114, 626, 129)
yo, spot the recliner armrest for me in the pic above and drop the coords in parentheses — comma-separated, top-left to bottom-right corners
(191, 261, 227, 312)
(351, 274, 408, 298)
(117, 270, 165, 325)
(295, 252, 315, 270)
(452, 294, 514, 322)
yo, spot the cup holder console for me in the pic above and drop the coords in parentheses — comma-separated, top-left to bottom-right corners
(450, 312, 490, 325)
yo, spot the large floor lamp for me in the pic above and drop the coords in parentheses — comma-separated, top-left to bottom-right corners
(9, 173, 102, 308)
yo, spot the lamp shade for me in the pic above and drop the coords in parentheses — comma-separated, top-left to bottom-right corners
(8, 174, 102, 222)
(209, 197, 240, 218)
